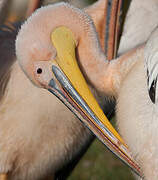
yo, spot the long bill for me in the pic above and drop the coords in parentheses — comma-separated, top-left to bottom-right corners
(35, 26, 142, 176)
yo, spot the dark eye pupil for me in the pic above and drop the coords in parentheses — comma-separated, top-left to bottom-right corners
(149, 79, 157, 103)
(37, 68, 42, 74)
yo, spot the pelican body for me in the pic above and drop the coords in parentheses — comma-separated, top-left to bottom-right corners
(117, 56, 152, 180)
(16, 1, 158, 180)
(117, 27, 158, 179)
(16, 1, 142, 178)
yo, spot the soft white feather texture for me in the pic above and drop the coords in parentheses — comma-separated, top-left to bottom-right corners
(117, 2, 158, 178)
(117, 12, 158, 180)
(119, 0, 158, 55)
(144, 28, 158, 96)
(117, 57, 158, 180)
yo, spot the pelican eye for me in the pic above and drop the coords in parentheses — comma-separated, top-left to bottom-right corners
(37, 68, 42, 74)
(149, 78, 157, 104)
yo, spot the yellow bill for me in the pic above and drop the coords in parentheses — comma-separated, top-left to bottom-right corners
(47, 26, 141, 176)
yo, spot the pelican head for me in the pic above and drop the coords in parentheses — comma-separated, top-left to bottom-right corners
(16, 3, 141, 175)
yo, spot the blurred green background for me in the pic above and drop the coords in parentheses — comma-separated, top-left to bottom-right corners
(68, 118, 134, 180)
(69, 139, 134, 180)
